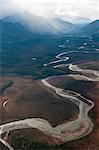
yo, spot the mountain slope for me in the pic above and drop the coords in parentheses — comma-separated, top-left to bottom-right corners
(0, 20, 34, 44)
(81, 20, 99, 35)
(1, 14, 58, 35)
(1, 13, 78, 35)
(51, 18, 77, 33)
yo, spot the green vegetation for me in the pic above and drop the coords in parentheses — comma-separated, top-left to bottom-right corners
(1, 35, 99, 78)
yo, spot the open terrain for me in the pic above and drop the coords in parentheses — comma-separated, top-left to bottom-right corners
(0, 25, 99, 149)
(0, 76, 78, 126)
(48, 62, 99, 149)
(0, 60, 99, 150)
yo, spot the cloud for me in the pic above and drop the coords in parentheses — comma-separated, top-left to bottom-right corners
(0, 0, 20, 18)
(0, 0, 99, 23)
(55, 0, 99, 22)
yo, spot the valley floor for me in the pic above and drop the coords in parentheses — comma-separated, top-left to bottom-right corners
(0, 61, 99, 150)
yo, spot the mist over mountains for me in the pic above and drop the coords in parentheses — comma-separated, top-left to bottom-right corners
(0, 12, 99, 45)
(1, 12, 78, 34)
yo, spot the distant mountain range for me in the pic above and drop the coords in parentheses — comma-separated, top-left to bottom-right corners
(81, 20, 99, 35)
(0, 12, 99, 45)
(0, 13, 78, 35)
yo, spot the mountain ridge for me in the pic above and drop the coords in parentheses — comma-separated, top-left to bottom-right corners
(0, 12, 99, 45)
(81, 20, 99, 35)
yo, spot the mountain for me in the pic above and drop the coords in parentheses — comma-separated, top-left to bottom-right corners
(81, 20, 99, 35)
(51, 18, 77, 33)
(0, 13, 56, 45)
(1, 13, 58, 35)
(1, 13, 78, 35)
(0, 20, 34, 44)
(0, 13, 80, 46)
(1, 12, 98, 42)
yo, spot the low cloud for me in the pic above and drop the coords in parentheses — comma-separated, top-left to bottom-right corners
(0, 0, 99, 23)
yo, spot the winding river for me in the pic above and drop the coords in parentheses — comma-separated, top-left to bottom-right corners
(0, 50, 99, 150)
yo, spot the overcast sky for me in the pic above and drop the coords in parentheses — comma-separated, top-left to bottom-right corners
(0, 0, 99, 23)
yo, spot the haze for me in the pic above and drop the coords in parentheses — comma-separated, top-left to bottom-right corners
(0, 0, 99, 23)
